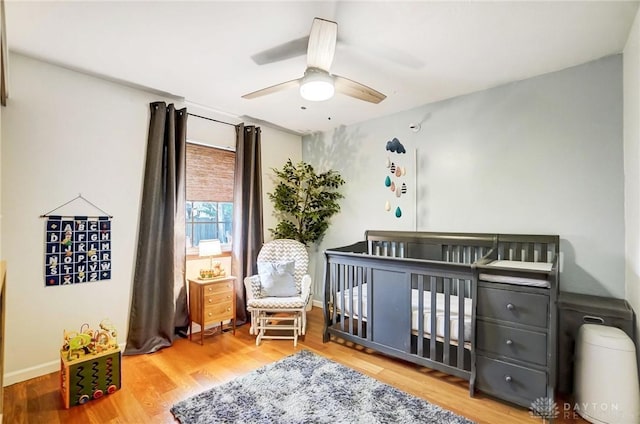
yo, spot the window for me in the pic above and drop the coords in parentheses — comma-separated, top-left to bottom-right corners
(186, 201, 233, 247)
(185, 143, 235, 252)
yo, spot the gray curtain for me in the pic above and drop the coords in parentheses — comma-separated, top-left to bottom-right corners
(125, 102, 188, 355)
(231, 124, 264, 325)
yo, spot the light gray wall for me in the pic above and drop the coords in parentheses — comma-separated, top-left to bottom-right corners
(2, 53, 167, 384)
(2, 53, 302, 384)
(624, 9, 640, 360)
(304, 54, 624, 300)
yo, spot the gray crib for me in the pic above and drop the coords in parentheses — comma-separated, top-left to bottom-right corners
(323, 231, 559, 408)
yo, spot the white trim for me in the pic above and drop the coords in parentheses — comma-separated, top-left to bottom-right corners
(4, 342, 127, 386)
(4, 360, 60, 386)
(186, 139, 235, 152)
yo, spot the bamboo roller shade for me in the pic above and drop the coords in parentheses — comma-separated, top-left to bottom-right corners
(186, 143, 235, 202)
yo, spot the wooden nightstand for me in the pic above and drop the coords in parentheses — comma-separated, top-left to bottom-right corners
(188, 276, 236, 345)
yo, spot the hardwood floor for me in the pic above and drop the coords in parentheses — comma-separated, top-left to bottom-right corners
(4, 307, 586, 423)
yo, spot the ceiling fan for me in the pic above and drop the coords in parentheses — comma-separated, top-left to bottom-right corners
(242, 18, 386, 104)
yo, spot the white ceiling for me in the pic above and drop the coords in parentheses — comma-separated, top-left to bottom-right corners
(6, 1, 639, 135)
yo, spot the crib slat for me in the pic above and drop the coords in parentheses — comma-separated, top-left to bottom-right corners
(331, 263, 340, 326)
(458, 278, 466, 368)
(430, 276, 437, 360)
(347, 265, 354, 336)
(339, 264, 345, 332)
(417, 274, 424, 358)
(366, 267, 373, 342)
(443, 278, 451, 365)
(357, 266, 363, 338)
(540, 244, 548, 262)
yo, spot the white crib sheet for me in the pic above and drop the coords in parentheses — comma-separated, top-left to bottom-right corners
(335, 283, 472, 342)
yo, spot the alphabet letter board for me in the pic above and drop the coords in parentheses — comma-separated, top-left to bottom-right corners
(45, 216, 112, 286)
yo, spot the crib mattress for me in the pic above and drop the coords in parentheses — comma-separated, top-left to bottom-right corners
(335, 283, 472, 342)
(479, 260, 552, 288)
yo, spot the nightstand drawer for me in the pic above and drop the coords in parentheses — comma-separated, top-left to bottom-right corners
(476, 355, 547, 406)
(205, 292, 233, 306)
(204, 281, 233, 295)
(204, 302, 233, 323)
(476, 320, 547, 366)
(477, 286, 548, 328)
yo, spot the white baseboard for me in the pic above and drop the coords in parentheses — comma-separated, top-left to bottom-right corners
(4, 342, 127, 387)
(312, 299, 323, 309)
(4, 360, 60, 386)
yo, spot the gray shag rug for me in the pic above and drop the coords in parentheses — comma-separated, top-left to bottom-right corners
(171, 350, 475, 424)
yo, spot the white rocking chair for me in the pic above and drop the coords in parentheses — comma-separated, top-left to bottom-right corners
(244, 239, 312, 346)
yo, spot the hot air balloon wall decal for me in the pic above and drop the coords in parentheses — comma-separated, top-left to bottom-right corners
(384, 137, 409, 219)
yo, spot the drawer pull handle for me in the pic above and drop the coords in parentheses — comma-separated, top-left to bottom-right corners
(583, 315, 605, 325)
(505, 339, 513, 346)
(506, 303, 515, 311)
(207, 312, 212, 317)
(208, 299, 213, 303)
(505, 375, 512, 383)
(227, 307, 231, 311)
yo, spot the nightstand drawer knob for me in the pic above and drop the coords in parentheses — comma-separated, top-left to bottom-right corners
(505, 339, 513, 346)
(227, 307, 231, 311)
(207, 312, 212, 317)
(208, 298, 213, 303)
(506, 303, 515, 311)
(505, 375, 512, 383)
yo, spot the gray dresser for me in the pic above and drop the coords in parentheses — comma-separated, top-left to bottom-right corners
(473, 275, 557, 408)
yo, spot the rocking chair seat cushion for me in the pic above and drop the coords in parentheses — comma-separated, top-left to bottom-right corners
(247, 296, 306, 309)
(257, 260, 297, 297)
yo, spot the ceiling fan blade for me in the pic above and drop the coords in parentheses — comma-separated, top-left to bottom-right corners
(251, 36, 310, 65)
(306, 18, 337, 71)
(333, 75, 386, 104)
(241, 78, 301, 99)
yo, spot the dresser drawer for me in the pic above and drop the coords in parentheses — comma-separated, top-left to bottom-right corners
(204, 301, 234, 323)
(204, 281, 234, 295)
(476, 355, 547, 407)
(476, 320, 547, 366)
(205, 292, 234, 306)
(477, 286, 548, 328)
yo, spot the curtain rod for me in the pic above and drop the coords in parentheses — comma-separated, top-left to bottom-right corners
(187, 112, 237, 127)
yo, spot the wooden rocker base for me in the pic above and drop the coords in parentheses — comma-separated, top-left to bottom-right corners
(254, 311, 302, 347)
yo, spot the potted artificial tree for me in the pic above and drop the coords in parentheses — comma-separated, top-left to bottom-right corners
(268, 159, 345, 246)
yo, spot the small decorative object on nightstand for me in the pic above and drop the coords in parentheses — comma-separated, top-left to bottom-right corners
(188, 276, 236, 345)
(198, 239, 226, 279)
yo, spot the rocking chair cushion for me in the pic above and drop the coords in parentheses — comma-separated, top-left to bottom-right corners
(247, 296, 306, 309)
(257, 260, 297, 297)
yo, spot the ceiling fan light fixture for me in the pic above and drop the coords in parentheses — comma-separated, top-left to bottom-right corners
(300, 68, 334, 101)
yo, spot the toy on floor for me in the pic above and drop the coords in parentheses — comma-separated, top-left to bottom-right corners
(62, 319, 118, 360)
(60, 319, 121, 408)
